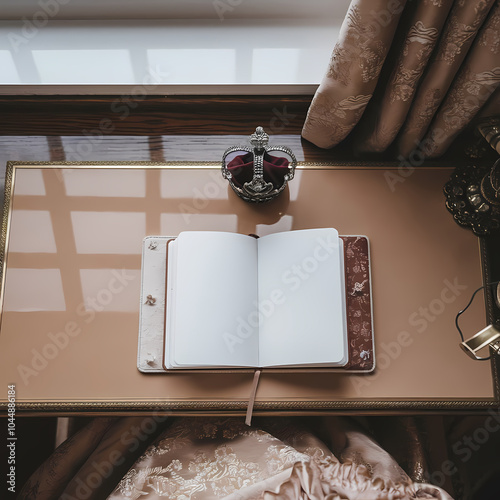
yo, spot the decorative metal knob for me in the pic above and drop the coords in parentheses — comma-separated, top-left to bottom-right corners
(444, 158, 500, 236)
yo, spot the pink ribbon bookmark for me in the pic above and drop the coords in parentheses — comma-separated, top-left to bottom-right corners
(245, 369, 262, 426)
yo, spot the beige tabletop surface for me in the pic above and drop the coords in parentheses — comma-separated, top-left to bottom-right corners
(0, 163, 495, 415)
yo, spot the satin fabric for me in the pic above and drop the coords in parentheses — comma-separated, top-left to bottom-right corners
(20, 417, 455, 499)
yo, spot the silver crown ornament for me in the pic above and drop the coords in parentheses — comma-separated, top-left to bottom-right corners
(221, 126, 297, 202)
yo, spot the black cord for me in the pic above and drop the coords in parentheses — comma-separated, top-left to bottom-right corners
(455, 281, 500, 361)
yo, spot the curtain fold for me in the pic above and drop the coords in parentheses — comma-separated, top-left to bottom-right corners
(18, 416, 500, 499)
(396, 0, 497, 156)
(302, 0, 407, 149)
(302, 0, 500, 158)
(19, 417, 118, 499)
(20, 417, 454, 500)
(419, 0, 500, 157)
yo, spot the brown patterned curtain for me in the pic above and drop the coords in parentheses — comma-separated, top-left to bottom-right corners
(302, 0, 500, 158)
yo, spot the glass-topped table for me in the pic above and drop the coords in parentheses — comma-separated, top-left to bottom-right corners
(0, 162, 496, 415)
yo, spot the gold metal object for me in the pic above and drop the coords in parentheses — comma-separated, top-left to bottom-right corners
(2, 399, 499, 416)
(461, 324, 500, 360)
(477, 118, 500, 155)
(491, 340, 500, 355)
(444, 163, 500, 235)
(444, 116, 500, 235)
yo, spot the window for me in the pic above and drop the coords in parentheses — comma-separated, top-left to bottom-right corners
(0, 0, 350, 94)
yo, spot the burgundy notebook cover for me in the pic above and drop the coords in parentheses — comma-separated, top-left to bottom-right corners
(340, 236, 374, 371)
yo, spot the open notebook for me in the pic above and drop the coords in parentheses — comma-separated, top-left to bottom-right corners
(164, 229, 348, 369)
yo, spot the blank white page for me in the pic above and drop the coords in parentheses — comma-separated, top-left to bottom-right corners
(171, 231, 259, 367)
(257, 228, 347, 367)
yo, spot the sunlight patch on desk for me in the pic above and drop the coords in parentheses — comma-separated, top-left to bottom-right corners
(62, 169, 146, 197)
(3, 268, 66, 312)
(14, 168, 46, 196)
(79, 268, 140, 312)
(161, 213, 237, 235)
(70, 211, 145, 254)
(288, 170, 302, 201)
(256, 215, 293, 236)
(9, 210, 56, 253)
(160, 169, 227, 200)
